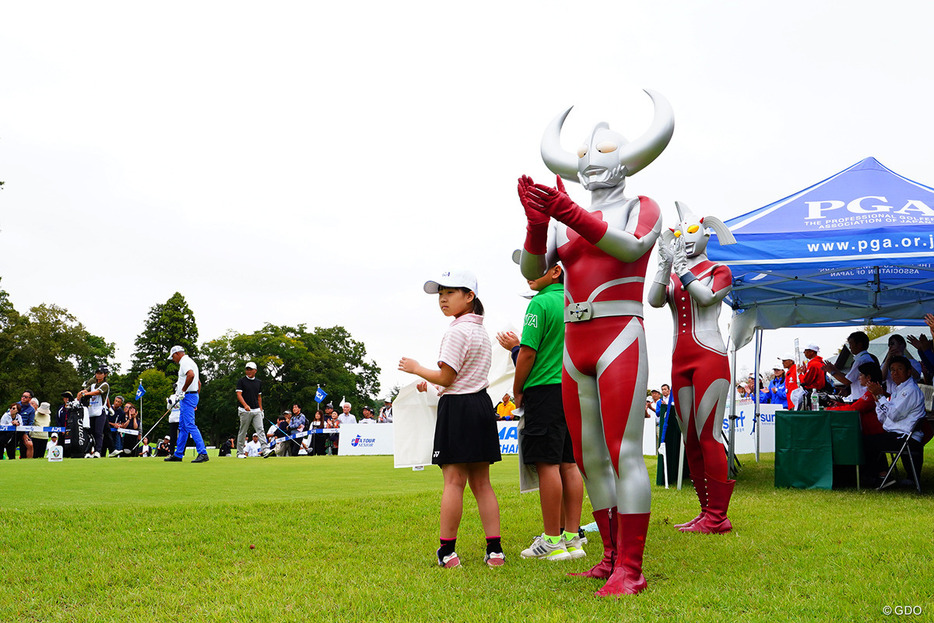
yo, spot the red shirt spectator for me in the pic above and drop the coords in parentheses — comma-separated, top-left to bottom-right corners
(780, 355, 799, 409)
(799, 344, 827, 391)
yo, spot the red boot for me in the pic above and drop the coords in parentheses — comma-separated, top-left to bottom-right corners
(676, 433, 707, 530)
(569, 507, 616, 579)
(595, 512, 650, 597)
(682, 478, 733, 534)
(675, 476, 707, 530)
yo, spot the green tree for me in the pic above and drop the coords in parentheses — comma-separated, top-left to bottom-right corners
(130, 292, 199, 377)
(0, 302, 114, 405)
(863, 324, 894, 342)
(131, 368, 177, 442)
(0, 281, 22, 399)
(313, 326, 381, 405)
(194, 323, 381, 444)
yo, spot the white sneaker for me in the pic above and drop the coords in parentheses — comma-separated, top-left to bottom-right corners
(520, 534, 570, 561)
(92, 451, 101, 458)
(563, 534, 587, 559)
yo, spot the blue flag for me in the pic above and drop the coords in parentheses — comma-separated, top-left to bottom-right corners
(135, 382, 146, 400)
(315, 387, 327, 403)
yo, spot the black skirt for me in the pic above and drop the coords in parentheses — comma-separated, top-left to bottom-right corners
(433, 389, 502, 465)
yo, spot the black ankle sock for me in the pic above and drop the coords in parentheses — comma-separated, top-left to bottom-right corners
(485, 536, 502, 555)
(438, 538, 456, 558)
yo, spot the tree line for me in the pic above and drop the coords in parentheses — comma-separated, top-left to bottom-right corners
(0, 283, 381, 445)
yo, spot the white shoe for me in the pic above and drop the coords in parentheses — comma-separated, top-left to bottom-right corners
(520, 534, 570, 561)
(92, 451, 101, 458)
(237, 454, 246, 459)
(563, 534, 587, 559)
(84, 453, 91, 459)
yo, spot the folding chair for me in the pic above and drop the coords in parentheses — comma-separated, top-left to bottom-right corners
(876, 417, 932, 494)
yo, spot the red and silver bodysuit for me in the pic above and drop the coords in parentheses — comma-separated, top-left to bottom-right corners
(517, 90, 675, 596)
(519, 91, 673, 596)
(648, 203, 737, 534)
(665, 258, 732, 484)
(556, 193, 659, 514)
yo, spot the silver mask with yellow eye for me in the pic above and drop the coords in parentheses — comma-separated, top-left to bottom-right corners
(667, 201, 736, 258)
(540, 89, 675, 192)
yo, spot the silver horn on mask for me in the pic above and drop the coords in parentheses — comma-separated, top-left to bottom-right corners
(540, 89, 675, 183)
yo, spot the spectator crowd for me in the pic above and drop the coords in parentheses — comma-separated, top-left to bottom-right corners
(2, 366, 145, 460)
(2, 361, 394, 461)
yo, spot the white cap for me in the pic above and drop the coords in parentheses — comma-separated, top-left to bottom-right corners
(245, 361, 257, 369)
(424, 269, 478, 295)
(805, 343, 820, 353)
(779, 353, 795, 362)
(168, 345, 185, 359)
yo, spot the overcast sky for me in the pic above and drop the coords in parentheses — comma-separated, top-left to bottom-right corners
(3, 1, 934, 397)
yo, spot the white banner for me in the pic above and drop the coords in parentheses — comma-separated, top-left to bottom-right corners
(497, 421, 519, 455)
(643, 417, 657, 456)
(338, 423, 394, 456)
(723, 401, 778, 454)
(638, 402, 778, 456)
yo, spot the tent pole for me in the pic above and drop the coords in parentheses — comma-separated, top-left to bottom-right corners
(754, 328, 762, 463)
(728, 341, 737, 477)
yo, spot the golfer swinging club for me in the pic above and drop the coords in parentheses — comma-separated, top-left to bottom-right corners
(165, 345, 209, 463)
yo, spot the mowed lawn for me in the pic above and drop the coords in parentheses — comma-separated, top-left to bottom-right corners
(1, 450, 933, 623)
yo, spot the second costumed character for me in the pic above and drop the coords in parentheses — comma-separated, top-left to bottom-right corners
(648, 201, 737, 533)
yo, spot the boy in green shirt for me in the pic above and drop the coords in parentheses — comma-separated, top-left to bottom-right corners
(501, 264, 585, 561)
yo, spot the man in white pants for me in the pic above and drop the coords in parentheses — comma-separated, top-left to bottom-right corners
(236, 361, 270, 458)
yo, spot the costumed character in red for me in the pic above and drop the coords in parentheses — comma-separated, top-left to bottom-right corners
(517, 90, 674, 596)
(648, 201, 737, 534)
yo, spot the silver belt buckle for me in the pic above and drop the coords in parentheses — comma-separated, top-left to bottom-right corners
(568, 302, 593, 322)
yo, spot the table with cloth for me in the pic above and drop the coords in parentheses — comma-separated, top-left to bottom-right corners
(774, 410, 863, 489)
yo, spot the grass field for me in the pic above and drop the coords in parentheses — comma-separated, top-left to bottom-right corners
(1, 450, 933, 623)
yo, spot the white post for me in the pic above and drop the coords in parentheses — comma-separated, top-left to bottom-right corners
(754, 328, 763, 462)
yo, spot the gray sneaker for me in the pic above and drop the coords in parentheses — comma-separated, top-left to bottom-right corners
(520, 534, 570, 561)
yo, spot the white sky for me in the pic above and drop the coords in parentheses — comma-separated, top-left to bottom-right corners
(3, 0, 934, 396)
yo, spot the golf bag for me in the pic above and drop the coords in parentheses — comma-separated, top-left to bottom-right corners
(63, 405, 93, 458)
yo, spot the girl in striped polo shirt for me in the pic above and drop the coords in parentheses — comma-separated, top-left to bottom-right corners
(399, 269, 504, 569)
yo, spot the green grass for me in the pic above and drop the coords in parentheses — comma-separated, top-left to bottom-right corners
(1, 450, 933, 622)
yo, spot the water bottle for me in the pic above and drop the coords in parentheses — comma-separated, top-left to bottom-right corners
(811, 388, 820, 411)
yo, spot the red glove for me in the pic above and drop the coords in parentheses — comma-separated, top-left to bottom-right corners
(518, 175, 549, 255)
(525, 175, 608, 245)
